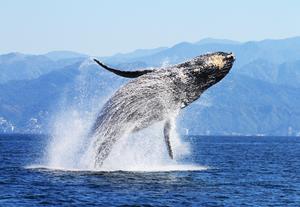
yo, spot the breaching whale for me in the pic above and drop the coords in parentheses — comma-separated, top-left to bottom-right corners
(91, 52, 235, 167)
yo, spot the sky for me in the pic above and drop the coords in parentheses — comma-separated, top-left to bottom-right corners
(1, 0, 300, 56)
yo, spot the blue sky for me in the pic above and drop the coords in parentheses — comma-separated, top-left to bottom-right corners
(1, 0, 300, 56)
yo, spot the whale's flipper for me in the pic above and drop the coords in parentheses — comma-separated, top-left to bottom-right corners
(163, 120, 174, 159)
(94, 59, 154, 78)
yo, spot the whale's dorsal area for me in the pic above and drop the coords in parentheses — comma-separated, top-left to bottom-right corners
(94, 59, 154, 78)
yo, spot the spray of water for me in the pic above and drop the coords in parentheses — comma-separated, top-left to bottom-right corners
(39, 59, 206, 172)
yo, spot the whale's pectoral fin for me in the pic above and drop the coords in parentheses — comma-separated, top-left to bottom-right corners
(164, 120, 174, 159)
(93, 59, 154, 78)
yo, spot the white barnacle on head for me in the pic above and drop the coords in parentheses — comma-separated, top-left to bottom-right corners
(207, 55, 225, 69)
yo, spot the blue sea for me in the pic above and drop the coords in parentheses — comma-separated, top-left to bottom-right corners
(1, 134, 300, 206)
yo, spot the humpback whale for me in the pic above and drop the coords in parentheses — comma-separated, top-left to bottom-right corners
(91, 52, 235, 167)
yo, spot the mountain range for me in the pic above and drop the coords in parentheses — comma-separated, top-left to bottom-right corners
(1, 37, 300, 136)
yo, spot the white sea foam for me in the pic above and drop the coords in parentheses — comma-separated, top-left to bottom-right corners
(26, 164, 208, 172)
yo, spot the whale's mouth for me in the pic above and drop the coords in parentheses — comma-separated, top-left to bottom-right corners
(225, 53, 235, 61)
(222, 53, 235, 71)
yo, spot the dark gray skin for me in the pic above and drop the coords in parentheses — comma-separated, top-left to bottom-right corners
(92, 52, 235, 167)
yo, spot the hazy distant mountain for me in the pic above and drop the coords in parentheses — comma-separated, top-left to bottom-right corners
(1, 37, 300, 135)
(0, 52, 86, 83)
(0, 60, 126, 133)
(103, 47, 167, 63)
(0, 52, 58, 83)
(237, 59, 279, 83)
(277, 59, 300, 88)
(0, 63, 82, 131)
(195, 38, 240, 45)
(44, 50, 88, 61)
(125, 37, 300, 67)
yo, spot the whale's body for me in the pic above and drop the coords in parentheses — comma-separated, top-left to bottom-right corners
(91, 52, 235, 167)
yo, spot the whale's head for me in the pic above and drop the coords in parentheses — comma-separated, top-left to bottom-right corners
(189, 52, 235, 90)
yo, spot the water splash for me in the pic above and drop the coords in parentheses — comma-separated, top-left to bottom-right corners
(44, 112, 204, 171)
(81, 114, 191, 171)
(46, 109, 92, 169)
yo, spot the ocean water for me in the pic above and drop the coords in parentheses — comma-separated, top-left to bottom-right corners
(1, 134, 300, 206)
